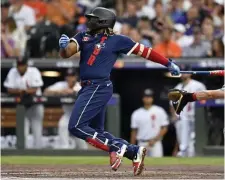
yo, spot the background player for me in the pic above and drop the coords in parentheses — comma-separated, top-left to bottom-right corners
(44, 68, 87, 149)
(59, 7, 180, 175)
(130, 89, 169, 157)
(4, 56, 44, 148)
(170, 66, 206, 157)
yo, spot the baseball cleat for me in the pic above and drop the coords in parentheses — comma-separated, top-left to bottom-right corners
(133, 146, 147, 176)
(110, 144, 127, 171)
(176, 150, 187, 157)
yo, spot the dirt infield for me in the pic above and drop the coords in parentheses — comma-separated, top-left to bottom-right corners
(1, 164, 224, 179)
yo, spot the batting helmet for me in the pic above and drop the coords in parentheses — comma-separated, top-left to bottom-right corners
(85, 7, 116, 31)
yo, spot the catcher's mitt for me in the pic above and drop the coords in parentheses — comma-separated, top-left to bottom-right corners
(168, 89, 194, 115)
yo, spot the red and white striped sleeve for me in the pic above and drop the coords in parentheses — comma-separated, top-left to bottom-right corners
(127, 43, 169, 66)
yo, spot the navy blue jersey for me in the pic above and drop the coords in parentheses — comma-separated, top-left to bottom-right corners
(70, 32, 136, 80)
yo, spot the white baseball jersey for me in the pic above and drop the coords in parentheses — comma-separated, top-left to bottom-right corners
(4, 67, 43, 95)
(9, 5, 36, 29)
(174, 79, 206, 120)
(131, 105, 169, 140)
(46, 81, 81, 114)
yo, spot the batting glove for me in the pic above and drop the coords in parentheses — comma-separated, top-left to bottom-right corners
(59, 34, 70, 49)
(167, 59, 180, 76)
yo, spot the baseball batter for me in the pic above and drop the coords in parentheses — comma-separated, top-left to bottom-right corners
(44, 68, 87, 149)
(59, 7, 180, 175)
(171, 66, 206, 157)
(130, 89, 169, 157)
(4, 56, 44, 149)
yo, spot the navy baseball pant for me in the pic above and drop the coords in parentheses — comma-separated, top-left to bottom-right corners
(68, 79, 138, 160)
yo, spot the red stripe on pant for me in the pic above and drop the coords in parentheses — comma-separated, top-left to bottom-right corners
(86, 137, 109, 151)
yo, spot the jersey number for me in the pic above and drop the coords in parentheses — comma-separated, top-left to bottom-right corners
(87, 36, 107, 66)
(151, 115, 156, 128)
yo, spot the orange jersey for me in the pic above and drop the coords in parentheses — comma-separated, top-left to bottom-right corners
(46, 0, 76, 26)
(154, 41, 182, 58)
(25, 0, 47, 21)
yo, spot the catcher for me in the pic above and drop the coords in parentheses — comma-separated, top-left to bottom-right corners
(169, 85, 224, 115)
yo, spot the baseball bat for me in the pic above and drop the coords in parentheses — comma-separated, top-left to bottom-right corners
(180, 70, 224, 76)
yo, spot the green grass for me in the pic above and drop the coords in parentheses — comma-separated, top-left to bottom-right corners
(1, 156, 224, 166)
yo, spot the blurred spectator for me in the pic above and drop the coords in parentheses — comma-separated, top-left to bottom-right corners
(8, 0, 36, 31)
(100, 0, 116, 9)
(201, 16, 215, 42)
(26, 20, 60, 58)
(120, 23, 132, 36)
(154, 28, 182, 58)
(151, 1, 173, 32)
(24, 0, 47, 23)
(115, 0, 124, 17)
(1, 1, 11, 23)
(173, 24, 193, 48)
(46, 0, 76, 27)
(182, 26, 211, 57)
(182, 0, 192, 12)
(202, 15, 214, 26)
(1, 23, 19, 58)
(168, 0, 186, 24)
(73, 4, 88, 33)
(203, 0, 216, 14)
(113, 21, 122, 34)
(77, 0, 101, 13)
(136, 0, 156, 20)
(2, 0, 223, 59)
(184, 6, 201, 35)
(212, 1, 224, 39)
(151, 33, 161, 47)
(137, 16, 151, 31)
(4, 17, 27, 56)
(137, 17, 156, 46)
(147, 0, 170, 7)
(129, 29, 151, 47)
(121, 1, 138, 27)
(208, 38, 224, 57)
(212, 0, 224, 28)
(190, 0, 209, 23)
(75, 16, 87, 33)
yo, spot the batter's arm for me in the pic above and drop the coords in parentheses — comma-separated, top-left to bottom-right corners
(60, 42, 78, 59)
(130, 129, 137, 145)
(129, 43, 180, 75)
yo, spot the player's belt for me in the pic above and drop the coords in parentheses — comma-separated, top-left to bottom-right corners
(81, 80, 93, 86)
(81, 78, 110, 87)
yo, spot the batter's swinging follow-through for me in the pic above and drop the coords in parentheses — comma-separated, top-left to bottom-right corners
(59, 7, 180, 176)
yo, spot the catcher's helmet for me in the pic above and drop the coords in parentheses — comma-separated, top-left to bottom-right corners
(85, 7, 116, 31)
